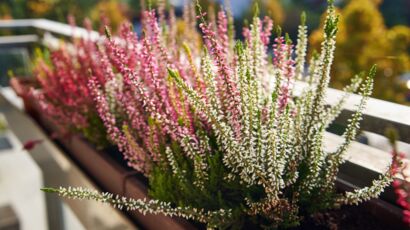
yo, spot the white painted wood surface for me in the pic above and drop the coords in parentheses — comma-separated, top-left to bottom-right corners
(0, 94, 136, 230)
(294, 81, 410, 143)
(0, 130, 48, 230)
(0, 19, 99, 40)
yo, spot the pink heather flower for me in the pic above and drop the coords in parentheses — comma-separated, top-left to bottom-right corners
(273, 36, 295, 112)
(105, 39, 128, 75)
(144, 10, 169, 68)
(22, 139, 43, 151)
(36, 7, 216, 176)
(393, 180, 402, 188)
(243, 16, 273, 53)
(260, 17, 273, 48)
(404, 210, 410, 224)
(33, 43, 100, 132)
(87, 10, 207, 172)
(242, 27, 251, 43)
(118, 22, 139, 69)
(217, 10, 229, 56)
(89, 75, 151, 173)
(399, 198, 410, 209)
(391, 148, 410, 226)
(199, 19, 243, 138)
(273, 37, 286, 70)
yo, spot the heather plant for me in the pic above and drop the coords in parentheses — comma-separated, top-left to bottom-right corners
(393, 159, 410, 225)
(31, 4, 200, 150)
(86, 3, 204, 173)
(31, 21, 109, 147)
(386, 128, 410, 225)
(44, 1, 395, 229)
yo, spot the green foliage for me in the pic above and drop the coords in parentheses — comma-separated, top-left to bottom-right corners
(80, 113, 110, 149)
(300, 11, 306, 26)
(44, 1, 394, 229)
(148, 2, 393, 228)
(244, 0, 285, 25)
(309, 0, 410, 104)
(149, 136, 272, 228)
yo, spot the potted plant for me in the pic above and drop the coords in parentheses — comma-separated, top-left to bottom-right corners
(10, 3, 203, 229)
(40, 1, 403, 229)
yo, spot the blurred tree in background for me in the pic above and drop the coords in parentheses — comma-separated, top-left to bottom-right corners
(90, 0, 127, 31)
(0, 3, 12, 19)
(243, 0, 284, 25)
(0, 0, 98, 23)
(310, 0, 410, 104)
(0, 0, 128, 30)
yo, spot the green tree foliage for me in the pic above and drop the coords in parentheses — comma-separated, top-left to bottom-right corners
(0, 0, 128, 28)
(310, 0, 410, 104)
(89, 0, 127, 31)
(243, 0, 285, 25)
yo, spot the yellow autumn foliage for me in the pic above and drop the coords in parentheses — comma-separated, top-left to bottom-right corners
(27, 0, 56, 17)
(90, 0, 127, 32)
(244, 0, 284, 25)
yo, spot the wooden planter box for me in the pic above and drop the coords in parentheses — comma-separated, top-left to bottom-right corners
(10, 78, 195, 230)
(10, 78, 409, 230)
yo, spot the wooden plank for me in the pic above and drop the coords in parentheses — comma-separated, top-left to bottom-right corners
(294, 81, 410, 143)
(324, 132, 410, 178)
(0, 19, 99, 40)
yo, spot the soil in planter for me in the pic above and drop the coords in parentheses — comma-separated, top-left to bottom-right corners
(291, 205, 403, 230)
